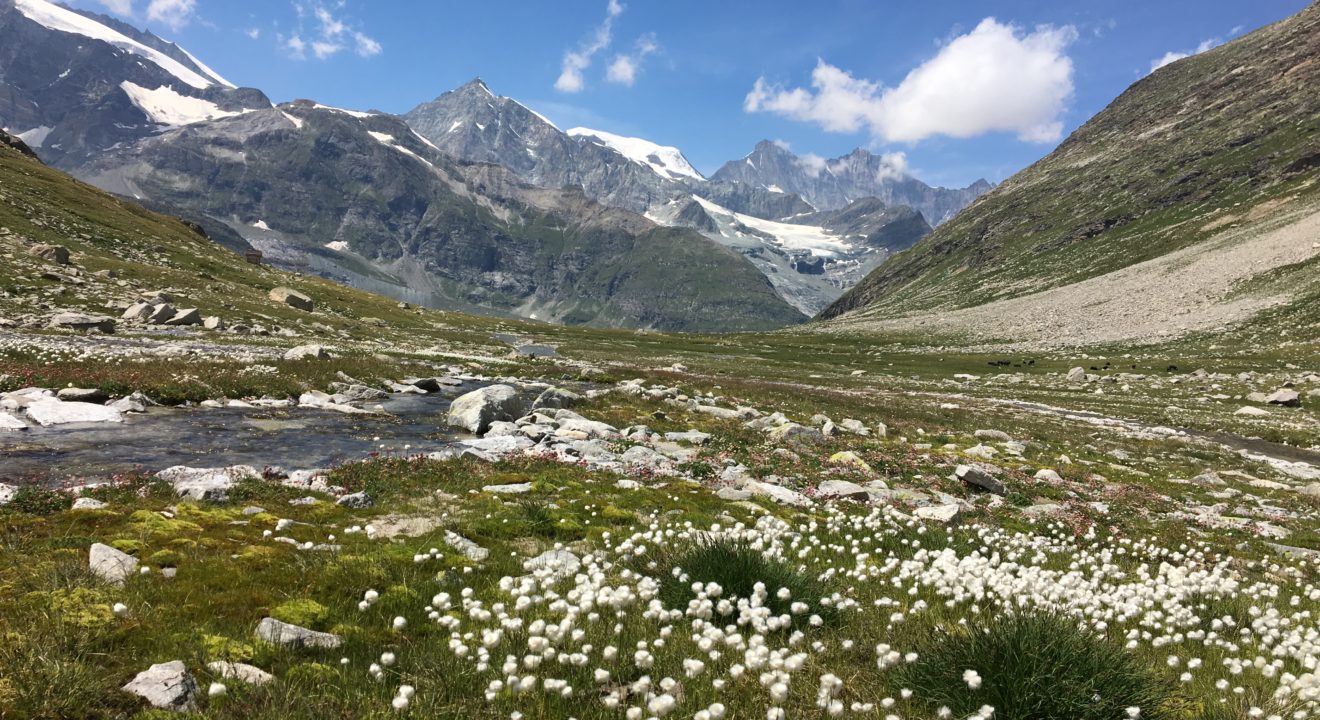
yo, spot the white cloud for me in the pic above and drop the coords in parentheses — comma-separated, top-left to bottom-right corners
(556, 0, 625, 93)
(874, 151, 908, 183)
(284, 2, 380, 61)
(795, 153, 827, 178)
(145, 0, 196, 30)
(745, 18, 1077, 144)
(246, 28, 261, 40)
(1149, 37, 1221, 73)
(606, 34, 658, 87)
(95, 0, 134, 15)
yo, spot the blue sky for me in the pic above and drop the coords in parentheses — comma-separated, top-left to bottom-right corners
(69, 0, 1310, 187)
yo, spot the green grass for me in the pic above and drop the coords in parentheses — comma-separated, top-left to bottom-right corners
(656, 539, 833, 625)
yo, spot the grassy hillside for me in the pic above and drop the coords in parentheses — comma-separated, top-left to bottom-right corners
(822, 3, 1320, 320)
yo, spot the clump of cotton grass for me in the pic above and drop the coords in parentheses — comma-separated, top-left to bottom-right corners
(894, 610, 1173, 719)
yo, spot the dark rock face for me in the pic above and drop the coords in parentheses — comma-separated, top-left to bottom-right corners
(711, 140, 991, 225)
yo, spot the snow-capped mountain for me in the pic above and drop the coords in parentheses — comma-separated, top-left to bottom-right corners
(565, 127, 704, 182)
(712, 140, 992, 225)
(0, 0, 269, 166)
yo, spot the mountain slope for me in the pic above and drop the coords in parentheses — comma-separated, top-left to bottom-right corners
(0, 0, 268, 166)
(711, 140, 991, 224)
(821, 4, 1320, 326)
(72, 102, 805, 331)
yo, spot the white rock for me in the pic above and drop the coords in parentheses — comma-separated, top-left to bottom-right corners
(914, 504, 962, 524)
(444, 531, 490, 561)
(447, 385, 523, 434)
(0, 483, 16, 505)
(524, 549, 581, 578)
(25, 399, 122, 426)
(0, 411, 29, 430)
(206, 661, 274, 686)
(744, 480, 813, 508)
(1234, 406, 1270, 417)
(72, 497, 108, 510)
(122, 661, 198, 711)
(254, 617, 342, 649)
(90, 542, 139, 584)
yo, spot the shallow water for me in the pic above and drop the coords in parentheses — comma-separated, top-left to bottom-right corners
(0, 385, 482, 484)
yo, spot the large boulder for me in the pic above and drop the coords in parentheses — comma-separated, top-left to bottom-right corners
(57, 387, 109, 404)
(446, 385, 523, 434)
(0, 411, 28, 431)
(90, 542, 139, 584)
(48, 312, 114, 333)
(955, 464, 1006, 495)
(255, 617, 342, 649)
(1266, 389, 1301, 407)
(767, 422, 825, 448)
(144, 304, 176, 324)
(163, 308, 202, 326)
(122, 661, 198, 711)
(1065, 367, 1087, 383)
(532, 387, 582, 410)
(26, 399, 122, 426)
(29, 243, 70, 264)
(269, 287, 313, 312)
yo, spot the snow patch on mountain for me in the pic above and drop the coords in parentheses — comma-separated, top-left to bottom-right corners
(17, 126, 53, 148)
(691, 195, 853, 257)
(312, 104, 376, 119)
(14, 0, 222, 89)
(567, 127, 704, 182)
(368, 131, 434, 168)
(119, 82, 250, 125)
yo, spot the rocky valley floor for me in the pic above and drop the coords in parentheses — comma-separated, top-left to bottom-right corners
(1, 311, 1318, 720)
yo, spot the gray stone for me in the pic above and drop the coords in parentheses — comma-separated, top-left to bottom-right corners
(745, 480, 814, 507)
(26, 399, 122, 426)
(203, 316, 225, 331)
(1234, 406, 1270, 417)
(1034, 469, 1064, 483)
(163, 308, 202, 326)
(815, 479, 871, 501)
(122, 661, 198, 711)
(555, 417, 619, 439)
(72, 497, 108, 510)
(0, 483, 16, 505)
(1265, 389, 1301, 407)
(532, 387, 582, 409)
(447, 384, 523, 434)
(145, 303, 176, 324)
(29, 243, 70, 264)
(838, 418, 870, 436)
(974, 429, 1011, 442)
(90, 542, 138, 584)
(122, 302, 152, 321)
(48, 312, 114, 333)
(664, 430, 710, 445)
(157, 465, 260, 502)
(716, 487, 752, 501)
(269, 287, 313, 311)
(206, 661, 273, 686)
(1065, 367, 1086, 383)
(254, 617, 342, 649)
(461, 435, 535, 454)
(914, 504, 962, 524)
(109, 392, 153, 414)
(57, 387, 109, 403)
(955, 465, 1006, 495)
(444, 531, 490, 561)
(336, 491, 373, 509)
(767, 423, 825, 448)
(482, 482, 533, 494)
(284, 344, 331, 361)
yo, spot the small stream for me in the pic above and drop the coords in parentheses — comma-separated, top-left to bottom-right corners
(0, 383, 485, 484)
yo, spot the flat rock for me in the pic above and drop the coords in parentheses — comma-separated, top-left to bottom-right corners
(974, 429, 1011, 441)
(284, 344, 331, 361)
(1034, 469, 1064, 482)
(26, 399, 122, 426)
(815, 479, 871, 501)
(828, 451, 873, 474)
(664, 430, 710, 445)
(914, 504, 962, 524)
(1235, 406, 1270, 417)
(254, 617, 342, 649)
(157, 465, 260, 502)
(56, 387, 109, 403)
(483, 482, 533, 494)
(767, 423, 825, 448)
(0, 411, 27, 431)
(745, 480, 813, 508)
(533, 387, 581, 409)
(90, 542, 139, 584)
(460, 435, 535, 455)
(1265, 389, 1301, 407)
(122, 661, 198, 711)
(48, 312, 114, 333)
(163, 308, 202, 326)
(72, 497, 108, 510)
(206, 661, 273, 686)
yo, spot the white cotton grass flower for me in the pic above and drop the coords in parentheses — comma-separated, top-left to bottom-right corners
(208, 682, 226, 697)
(392, 616, 407, 631)
(112, 602, 128, 617)
(963, 669, 983, 690)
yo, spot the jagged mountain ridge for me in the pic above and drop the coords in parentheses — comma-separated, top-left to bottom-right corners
(821, 3, 1320, 327)
(0, 0, 269, 166)
(72, 102, 806, 331)
(711, 140, 992, 225)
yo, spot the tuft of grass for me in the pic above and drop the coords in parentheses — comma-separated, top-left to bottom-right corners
(657, 539, 832, 625)
(894, 609, 1174, 720)
(4, 486, 69, 516)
